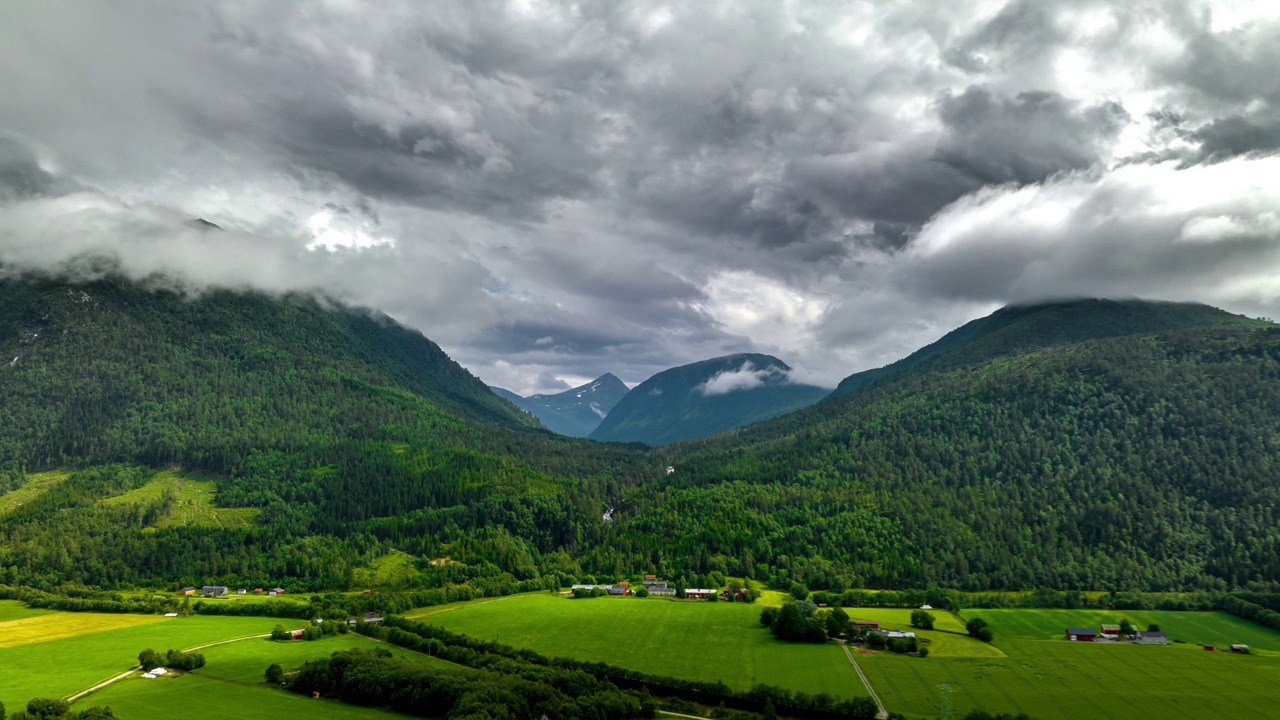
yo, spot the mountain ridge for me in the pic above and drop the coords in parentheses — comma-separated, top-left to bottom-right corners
(588, 353, 829, 446)
(490, 373, 630, 437)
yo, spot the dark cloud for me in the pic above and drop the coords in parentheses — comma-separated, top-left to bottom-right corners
(934, 86, 1128, 184)
(2, 1, 1279, 394)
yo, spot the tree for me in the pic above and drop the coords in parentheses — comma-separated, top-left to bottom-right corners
(825, 606, 850, 639)
(789, 582, 809, 601)
(1147, 623, 1161, 632)
(634, 586, 649, 598)
(265, 663, 283, 684)
(762, 699, 777, 720)
(1, 699, 6, 720)
(271, 624, 292, 641)
(917, 646, 929, 658)
(910, 609, 935, 629)
(137, 648, 163, 669)
(966, 617, 993, 641)
(759, 606, 778, 626)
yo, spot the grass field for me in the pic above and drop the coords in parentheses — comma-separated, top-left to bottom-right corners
(0, 609, 167, 648)
(842, 608, 1005, 658)
(76, 633, 452, 719)
(0, 603, 306, 709)
(859, 609, 1280, 719)
(418, 592, 868, 699)
(101, 470, 259, 529)
(0, 600, 54, 622)
(0, 470, 69, 518)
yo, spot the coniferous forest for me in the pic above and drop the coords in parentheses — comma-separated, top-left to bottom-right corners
(2, 273, 1280, 596)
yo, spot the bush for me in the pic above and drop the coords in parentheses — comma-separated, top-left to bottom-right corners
(916, 646, 929, 658)
(966, 617, 993, 641)
(910, 609, 935, 629)
(265, 663, 283, 684)
(759, 606, 778, 626)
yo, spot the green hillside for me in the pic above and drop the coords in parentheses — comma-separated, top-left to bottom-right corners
(0, 273, 652, 590)
(589, 353, 829, 445)
(601, 303, 1280, 591)
(831, 298, 1257, 397)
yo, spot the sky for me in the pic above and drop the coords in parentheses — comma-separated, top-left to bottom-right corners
(2, 1, 1280, 394)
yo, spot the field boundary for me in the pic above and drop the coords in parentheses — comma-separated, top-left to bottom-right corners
(838, 641, 887, 720)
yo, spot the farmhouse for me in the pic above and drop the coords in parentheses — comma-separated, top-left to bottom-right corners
(855, 620, 880, 630)
(649, 587, 676, 596)
(202, 585, 228, 596)
(1066, 628, 1097, 642)
(571, 584, 612, 591)
(179, 587, 196, 596)
(1136, 631, 1168, 645)
(1100, 624, 1121, 638)
(684, 588, 715, 599)
(608, 585, 628, 596)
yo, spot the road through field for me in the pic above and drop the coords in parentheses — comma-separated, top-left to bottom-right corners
(839, 641, 888, 720)
(64, 632, 271, 703)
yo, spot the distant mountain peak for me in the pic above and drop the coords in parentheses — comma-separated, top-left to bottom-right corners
(489, 372, 629, 437)
(588, 353, 827, 446)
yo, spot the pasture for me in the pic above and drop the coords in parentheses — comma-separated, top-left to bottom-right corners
(0, 602, 305, 709)
(77, 633, 447, 720)
(859, 609, 1280, 719)
(0, 470, 69, 518)
(102, 469, 258, 529)
(417, 592, 868, 699)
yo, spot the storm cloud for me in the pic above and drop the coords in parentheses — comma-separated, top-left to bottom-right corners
(1, 1, 1279, 393)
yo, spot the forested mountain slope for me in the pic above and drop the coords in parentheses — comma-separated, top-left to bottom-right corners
(831, 298, 1250, 397)
(0, 273, 652, 589)
(589, 354, 829, 445)
(601, 303, 1280, 592)
(490, 373, 629, 437)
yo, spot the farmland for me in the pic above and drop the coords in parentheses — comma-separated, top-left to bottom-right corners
(417, 592, 869, 699)
(858, 609, 1280, 719)
(79, 633, 460, 720)
(0, 600, 305, 709)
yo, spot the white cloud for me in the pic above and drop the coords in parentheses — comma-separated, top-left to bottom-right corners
(697, 362, 789, 396)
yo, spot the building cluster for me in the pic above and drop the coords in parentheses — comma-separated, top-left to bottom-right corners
(568, 575, 723, 599)
(1065, 626, 1168, 644)
(178, 585, 286, 597)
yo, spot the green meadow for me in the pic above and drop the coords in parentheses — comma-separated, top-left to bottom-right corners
(0, 470, 69, 518)
(79, 633, 462, 719)
(0, 600, 305, 709)
(417, 592, 869, 699)
(859, 609, 1280, 719)
(102, 469, 259, 529)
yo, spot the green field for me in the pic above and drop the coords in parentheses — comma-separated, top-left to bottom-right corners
(0, 470, 69, 518)
(418, 592, 868, 699)
(0, 601, 306, 709)
(859, 609, 1280, 719)
(76, 633, 457, 719)
(102, 470, 259, 529)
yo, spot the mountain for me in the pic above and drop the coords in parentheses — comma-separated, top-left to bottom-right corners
(831, 298, 1249, 397)
(613, 300, 1280, 591)
(490, 373, 630, 437)
(0, 272, 650, 589)
(588, 353, 829, 446)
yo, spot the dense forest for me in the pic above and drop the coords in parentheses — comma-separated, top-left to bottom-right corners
(2, 275, 1279, 595)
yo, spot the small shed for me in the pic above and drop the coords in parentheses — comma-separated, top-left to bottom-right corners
(1203, 644, 1216, 651)
(608, 585, 627, 596)
(141, 673, 157, 679)
(290, 629, 306, 640)
(1067, 628, 1097, 642)
(179, 587, 196, 596)
(149, 668, 167, 675)
(1100, 624, 1121, 638)
(1231, 644, 1249, 653)
(271, 587, 286, 595)
(855, 620, 881, 630)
